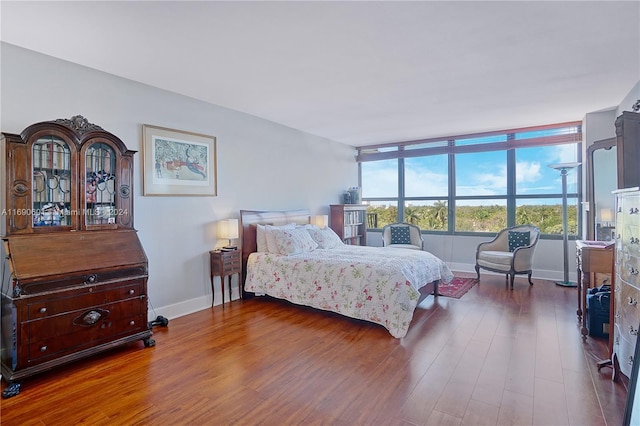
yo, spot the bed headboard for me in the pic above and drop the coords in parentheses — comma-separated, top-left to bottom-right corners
(239, 209, 311, 291)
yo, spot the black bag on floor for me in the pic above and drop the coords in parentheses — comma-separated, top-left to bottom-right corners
(586, 287, 610, 338)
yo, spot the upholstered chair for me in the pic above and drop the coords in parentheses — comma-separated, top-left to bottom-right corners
(381, 223, 424, 250)
(475, 225, 540, 289)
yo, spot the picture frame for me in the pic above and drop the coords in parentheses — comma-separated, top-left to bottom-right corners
(142, 124, 217, 196)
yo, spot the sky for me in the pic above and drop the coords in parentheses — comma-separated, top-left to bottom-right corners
(361, 140, 580, 207)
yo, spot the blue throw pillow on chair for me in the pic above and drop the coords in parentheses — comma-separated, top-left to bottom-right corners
(390, 226, 411, 244)
(508, 231, 530, 252)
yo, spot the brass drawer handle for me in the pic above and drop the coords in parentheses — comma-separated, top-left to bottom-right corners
(630, 267, 639, 276)
(39, 307, 47, 313)
(73, 308, 110, 327)
(129, 289, 135, 295)
(40, 346, 47, 352)
(628, 297, 637, 306)
(631, 237, 640, 245)
(85, 274, 97, 284)
(129, 320, 135, 326)
(630, 207, 639, 215)
(631, 326, 639, 336)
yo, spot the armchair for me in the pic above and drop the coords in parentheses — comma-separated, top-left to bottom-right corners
(381, 223, 424, 250)
(475, 225, 540, 289)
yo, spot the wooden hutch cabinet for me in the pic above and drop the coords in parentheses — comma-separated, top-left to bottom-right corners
(0, 116, 153, 398)
(616, 111, 640, 189)
(330, 204, 367, 246)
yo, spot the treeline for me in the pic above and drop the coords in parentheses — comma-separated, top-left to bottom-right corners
(367, 203, 578, 234)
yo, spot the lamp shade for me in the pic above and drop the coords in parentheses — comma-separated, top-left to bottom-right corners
(219, 219, 239, 240)
(312, 215, 329, 228)
(600, 208, 613, 224)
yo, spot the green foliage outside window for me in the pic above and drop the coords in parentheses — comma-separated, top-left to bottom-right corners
(366, 203, 578, 235)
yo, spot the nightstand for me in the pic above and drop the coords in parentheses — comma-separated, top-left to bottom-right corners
(209, 249, 242, 307)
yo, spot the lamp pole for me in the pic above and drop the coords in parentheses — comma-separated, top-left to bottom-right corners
(548, 162, 581, 287)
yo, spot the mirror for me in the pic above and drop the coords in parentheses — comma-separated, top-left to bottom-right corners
(586, 137, 617, 240)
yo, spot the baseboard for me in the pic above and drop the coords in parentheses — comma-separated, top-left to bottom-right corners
(148, 288, 241, 322)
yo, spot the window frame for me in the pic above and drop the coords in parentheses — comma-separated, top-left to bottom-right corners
(357, 121, 582, 238)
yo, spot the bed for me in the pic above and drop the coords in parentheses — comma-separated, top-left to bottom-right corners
(240, 209, 454, 338)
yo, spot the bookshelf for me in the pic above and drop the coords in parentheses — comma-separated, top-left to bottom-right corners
(330, 204, 367, 246)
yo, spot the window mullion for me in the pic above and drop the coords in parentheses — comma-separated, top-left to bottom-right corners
(398, 156, 405, 222)
(507, 133, 516, 226)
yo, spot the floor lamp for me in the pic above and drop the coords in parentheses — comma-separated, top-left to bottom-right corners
(548, 162, 581, 287)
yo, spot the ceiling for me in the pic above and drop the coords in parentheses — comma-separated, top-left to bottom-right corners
(1, 1, 639, 147)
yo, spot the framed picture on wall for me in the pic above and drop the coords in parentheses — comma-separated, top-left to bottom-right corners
(142, 124, 217, 196)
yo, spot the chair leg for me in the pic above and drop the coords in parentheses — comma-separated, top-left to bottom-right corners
(528, 273, 533, 286)
(475, 264, 480, 280)
(510, 273, 515, 290)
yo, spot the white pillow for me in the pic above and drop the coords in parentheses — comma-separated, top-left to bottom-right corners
(256, 223, 295, 252)
(296, 224, 317, 230)
(266, 227, 318, 255)
(307, 226, 344, 249)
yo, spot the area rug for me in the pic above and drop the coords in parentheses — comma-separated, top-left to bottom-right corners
(437, 277, 478, 299)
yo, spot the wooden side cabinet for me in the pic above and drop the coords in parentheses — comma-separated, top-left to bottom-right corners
(576, 240, 614, 341)
(209, 249, 242, 306)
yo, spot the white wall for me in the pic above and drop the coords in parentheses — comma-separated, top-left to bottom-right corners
(617, 81, 640, 117)
(1, 43, 357, 319)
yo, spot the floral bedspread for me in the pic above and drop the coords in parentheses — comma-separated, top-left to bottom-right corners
(245, 245, 453, 338)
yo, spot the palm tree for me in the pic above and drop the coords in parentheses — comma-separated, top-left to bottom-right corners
(432, 201, 448, 230)
(404, 206, 421, 225)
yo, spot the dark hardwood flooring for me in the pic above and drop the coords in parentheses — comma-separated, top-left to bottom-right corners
(0, 273, 627, 425)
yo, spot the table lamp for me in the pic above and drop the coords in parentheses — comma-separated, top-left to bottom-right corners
(219, 218, 239, 250)
(312, 215, 329, 228)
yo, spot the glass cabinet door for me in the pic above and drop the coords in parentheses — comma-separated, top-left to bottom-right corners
(85, 142, 117, 226)
(32, 136, 72, 227)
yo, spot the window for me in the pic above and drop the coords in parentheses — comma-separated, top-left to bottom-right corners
(361, 159, 398, 229)
(358, 122, 582, 236)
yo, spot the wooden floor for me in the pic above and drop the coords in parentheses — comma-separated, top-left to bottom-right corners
(0, 273, 627, 425)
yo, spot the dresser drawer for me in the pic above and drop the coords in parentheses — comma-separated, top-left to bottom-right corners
(21, 298, 147, 363)
(211, 250, 241, 275)
(617, 254, 640, 289)
(25, 279, 145, 320)
(614, 322, 636, 378)
(615, 280, 640, 330)
(220, 251, 241, 264)
(17, 266, 148, 296)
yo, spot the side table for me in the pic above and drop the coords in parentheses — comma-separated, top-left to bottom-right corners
(576, 240, 614, 338)
(209, 249, 242, 307)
